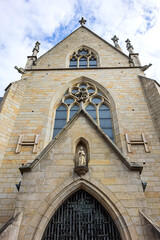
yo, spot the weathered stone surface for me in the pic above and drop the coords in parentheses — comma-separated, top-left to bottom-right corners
(0, 25, 160, 240)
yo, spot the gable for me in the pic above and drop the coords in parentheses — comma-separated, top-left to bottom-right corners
(19, 110, 142, 174)
(34, 26, 129, 69)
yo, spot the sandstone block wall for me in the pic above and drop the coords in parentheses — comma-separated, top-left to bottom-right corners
(139, 75, 160, 141)
(15, 114, 147, 240)
(0, 26, 160, 239)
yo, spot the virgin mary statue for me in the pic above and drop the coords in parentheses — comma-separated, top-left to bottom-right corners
(78, 146, 86, 166)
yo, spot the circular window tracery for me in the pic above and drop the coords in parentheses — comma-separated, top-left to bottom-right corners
(53, 82, 114, 141)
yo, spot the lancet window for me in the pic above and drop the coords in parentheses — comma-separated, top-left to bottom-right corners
(69, 48, 97, 68)
(53, 82, 114, 141)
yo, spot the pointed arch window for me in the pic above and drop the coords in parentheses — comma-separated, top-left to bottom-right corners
(86, 104, 96, 121)
(53, 82, 114, 141)
(69, 56, 77, 68)
(79, 56, 87, 68)
(89, 56, 97, 67)
(70, 105, 79, 120)
(53, 105, 67, 138)
(69, 48, 97, 68)
(99, 104, 113, 140)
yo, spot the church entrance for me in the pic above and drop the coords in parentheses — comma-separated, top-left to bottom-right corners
(42, 190, 121, 240)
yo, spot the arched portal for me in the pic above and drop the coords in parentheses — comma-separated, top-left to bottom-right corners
(42, 189, 121, 240)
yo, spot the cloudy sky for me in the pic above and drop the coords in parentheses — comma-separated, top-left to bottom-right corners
(0, 0, 160, 96)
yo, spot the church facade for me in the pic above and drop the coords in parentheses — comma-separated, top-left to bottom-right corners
(0, 20, 160, 239)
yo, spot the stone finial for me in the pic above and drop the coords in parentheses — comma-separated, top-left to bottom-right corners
(111, 35, 119, 46)
(111, 35, 122, 51)
(14, 66, 25, 74)
(32, 41, 40, 57)
(125, 39, 134, 54)
(79, 17, 87, 26)
(142, 63, 152, 71)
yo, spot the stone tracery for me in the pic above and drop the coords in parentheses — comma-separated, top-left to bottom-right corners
(53, 82, 114, 141)
(69, 48, 97, 68)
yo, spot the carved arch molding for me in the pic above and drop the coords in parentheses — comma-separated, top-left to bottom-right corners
(42, 189, 121, 240)
(31, 179, 133, 240)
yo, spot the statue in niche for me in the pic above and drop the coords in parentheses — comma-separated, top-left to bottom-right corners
(78, 146, 86, 166)
(74, 143, 88, 176)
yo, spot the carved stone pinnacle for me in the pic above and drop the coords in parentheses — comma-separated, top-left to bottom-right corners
(125, 39, 134, 54)
(32, 41, 41, 57)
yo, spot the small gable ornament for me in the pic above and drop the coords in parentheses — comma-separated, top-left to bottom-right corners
(79, 17, 87, 26)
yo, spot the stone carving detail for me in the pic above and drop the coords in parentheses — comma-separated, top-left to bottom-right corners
(129, 55, 134, 66)
(15, 134, 39, 154)
(32, 41, 40, 57)
(111, 35, 122, 51)
(125, 39, 134, 54)
(75, 87, 89, 102)
(25, 41, 40, 69)
(74, 143, 88, 176)
(14, 66, 25, 74)
(125, 134, 150, 153)
(142, 64, 152, 71)
(79, 17, 87, 26)
(78, 146, 86, 166)
(62, 82, 110, 108)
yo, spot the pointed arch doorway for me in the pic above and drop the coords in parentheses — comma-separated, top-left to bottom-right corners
(42, 190, 121, 240)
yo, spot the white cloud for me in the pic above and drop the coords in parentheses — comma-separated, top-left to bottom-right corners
(0, 0, 160, 96)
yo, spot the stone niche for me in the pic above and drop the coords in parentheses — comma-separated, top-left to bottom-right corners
(74, 138, 89, 176)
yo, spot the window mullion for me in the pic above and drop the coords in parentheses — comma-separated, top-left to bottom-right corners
(87, 57, 89, 67)
(66, 107, 70, 122)
(96, 107, 100, 126)
(77, 58, 79, 68)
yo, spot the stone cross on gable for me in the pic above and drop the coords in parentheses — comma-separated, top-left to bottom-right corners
(111, 35, 119, 47)
(111, 35, 119, 45)
(125, 39, 134, 54)
(79, 17, 87, 26)
(111, 35, 122, 51)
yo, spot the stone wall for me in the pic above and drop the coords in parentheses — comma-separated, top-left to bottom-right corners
(34, 26, 130, 69)
(0, 80, 26, 227)
(0, 26, 160, 240)
(15, 114, 147, 240)
(139, 75, 160, 141)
